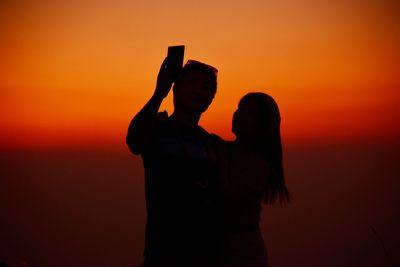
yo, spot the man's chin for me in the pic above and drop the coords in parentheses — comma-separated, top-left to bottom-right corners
(180, 104, 209, 115)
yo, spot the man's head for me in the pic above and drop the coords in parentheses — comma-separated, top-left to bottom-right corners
(172, 60, 218, 114)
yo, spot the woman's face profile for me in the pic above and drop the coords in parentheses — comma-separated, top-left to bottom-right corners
(232, 99, 262, 140)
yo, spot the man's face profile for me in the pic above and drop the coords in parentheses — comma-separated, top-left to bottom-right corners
(173, 69, 216, 113)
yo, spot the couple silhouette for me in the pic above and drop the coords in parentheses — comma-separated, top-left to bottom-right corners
(126, 57, 290, 267)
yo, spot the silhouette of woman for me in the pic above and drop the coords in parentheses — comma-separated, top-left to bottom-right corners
(216, 92, 290, 267)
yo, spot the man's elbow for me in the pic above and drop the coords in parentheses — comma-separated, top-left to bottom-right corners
(126, 135, 141, 155)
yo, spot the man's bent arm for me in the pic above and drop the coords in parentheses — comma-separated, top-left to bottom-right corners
(126, 94, 164, 154)
(126, 58, 173, 154)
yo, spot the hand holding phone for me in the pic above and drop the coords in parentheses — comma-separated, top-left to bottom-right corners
(154, 46, 185, 100)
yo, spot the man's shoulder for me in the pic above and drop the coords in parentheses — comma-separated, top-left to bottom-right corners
(208, 133, 223, 143)
(152, 111, 172, 131)
(155, 111, 169, 123)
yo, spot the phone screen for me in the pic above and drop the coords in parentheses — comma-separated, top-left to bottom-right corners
(167, 45, 185, 82)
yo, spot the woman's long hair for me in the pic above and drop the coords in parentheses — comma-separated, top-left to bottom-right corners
(239, 92, 291, 204)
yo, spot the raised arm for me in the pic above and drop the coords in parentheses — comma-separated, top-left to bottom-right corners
(126, 58, 174, 154)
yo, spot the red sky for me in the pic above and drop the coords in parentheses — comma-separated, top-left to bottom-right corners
(1, 0, 399, 150)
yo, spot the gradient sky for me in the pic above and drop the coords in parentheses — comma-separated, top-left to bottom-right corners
(1, 1, 400, 267)
(1, 0, 399, 150)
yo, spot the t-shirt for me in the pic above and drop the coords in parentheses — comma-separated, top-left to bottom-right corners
(134, 115, 220, 266)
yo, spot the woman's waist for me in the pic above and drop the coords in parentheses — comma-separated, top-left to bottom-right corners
(222, 205, 261, 233)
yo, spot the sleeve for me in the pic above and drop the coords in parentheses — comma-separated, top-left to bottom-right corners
(126, 111, 168, 155)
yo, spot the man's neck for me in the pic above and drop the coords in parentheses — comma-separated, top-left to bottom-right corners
(170, 109, 201, 126)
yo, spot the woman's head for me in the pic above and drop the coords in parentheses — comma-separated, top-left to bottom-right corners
(232, 92, 281, 142)
(233, 92, 290, 204)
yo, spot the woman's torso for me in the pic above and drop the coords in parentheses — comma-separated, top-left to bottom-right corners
(217, 141, 271, 267)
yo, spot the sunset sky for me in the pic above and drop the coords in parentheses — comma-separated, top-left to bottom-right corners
(1, 1, 400, 267)
(1, 0, 399, 150)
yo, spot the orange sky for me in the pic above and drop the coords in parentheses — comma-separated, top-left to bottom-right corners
(1, 0, 399, 150)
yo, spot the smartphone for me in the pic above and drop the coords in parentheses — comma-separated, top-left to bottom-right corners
(167, 45, 185, 82)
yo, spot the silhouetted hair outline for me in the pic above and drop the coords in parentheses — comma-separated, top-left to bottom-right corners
(178, 59, 218, 93)
(238, 92, 291, 204)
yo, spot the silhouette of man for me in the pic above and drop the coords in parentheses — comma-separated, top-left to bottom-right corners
(127, 58, 219, 267)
